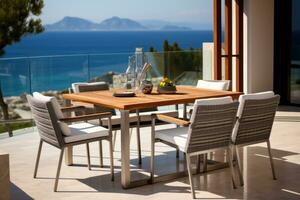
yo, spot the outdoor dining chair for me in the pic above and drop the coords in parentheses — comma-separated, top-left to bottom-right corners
(185, 80, 232, 168)
(70, 81, 179, 164)
(231, 91, 280, 186)
(27, 92, 114, 192)
(71, 81, 128, 166)
(185, 80, 231, 118)
(150, 96, 239, 199)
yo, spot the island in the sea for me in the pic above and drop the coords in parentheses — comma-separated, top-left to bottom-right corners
(45, 16, 192, 31)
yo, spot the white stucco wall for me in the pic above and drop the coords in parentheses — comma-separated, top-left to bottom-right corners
(243, 0, 274, 93)
(202, 43, 214, 80)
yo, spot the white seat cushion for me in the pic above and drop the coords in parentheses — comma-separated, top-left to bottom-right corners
(155, 127, 189, 152)
(197, 80, 230, 91)
(232, 91, 275, 142)
(64, 122, 109, 143)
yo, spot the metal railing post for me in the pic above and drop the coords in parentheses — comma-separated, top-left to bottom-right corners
(87, 54, 90, 81)
(28, 58, 32, 94)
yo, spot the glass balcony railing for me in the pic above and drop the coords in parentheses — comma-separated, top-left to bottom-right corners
(0, 49, 212, 135)
(0, 50, 208, 97)
(0, 53, 134, 97)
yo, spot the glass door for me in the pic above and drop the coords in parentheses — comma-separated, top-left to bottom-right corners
(290, 0, 300, 104)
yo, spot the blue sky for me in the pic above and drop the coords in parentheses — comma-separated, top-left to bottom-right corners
(41, 0, 213, 28)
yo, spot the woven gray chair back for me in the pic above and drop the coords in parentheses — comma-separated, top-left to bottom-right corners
(185, 102, 239, 153)
(233, 95, 280, 145)
(27, 95, 64, 148)
(77, 83, 109, 92)
(74, 82, 157, 113)
(74, 82, 116, 115)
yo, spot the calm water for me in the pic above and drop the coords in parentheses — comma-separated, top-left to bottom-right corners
(0, 31, 212, 96)
(4, 31, 212, 57)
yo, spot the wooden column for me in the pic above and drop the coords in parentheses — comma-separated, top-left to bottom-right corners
(213, 0, 222, 80)
(225, 0, 232, 84)
(235, 0, 244, 92)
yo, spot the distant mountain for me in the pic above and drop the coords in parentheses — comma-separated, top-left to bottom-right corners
(139, 19, 209, 30)
(45, 16, 146, 31)
(160, 25, 191, 31)
(45, 17, 98, 31)
(99, 16, 146, 30)
(138, 19, 172, 29)
(45, 16, 201, 31)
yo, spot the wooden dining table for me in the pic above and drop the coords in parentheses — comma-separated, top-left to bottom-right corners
(63, 85, 242, 189)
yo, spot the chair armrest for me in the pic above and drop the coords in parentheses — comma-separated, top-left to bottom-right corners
(153, 114, 190, 127)
(61, 105, 86, 113)
(59, 112, 112, 123)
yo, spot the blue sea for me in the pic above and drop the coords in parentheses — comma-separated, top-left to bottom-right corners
(0, 31, 212, 96)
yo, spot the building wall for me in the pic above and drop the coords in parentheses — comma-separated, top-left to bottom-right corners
(202, 43, 225, 81)
(202, 43, 214, 80)
(243, 0, 274, 93)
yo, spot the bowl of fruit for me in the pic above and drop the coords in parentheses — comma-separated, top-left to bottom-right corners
(157, 77, 177, 94)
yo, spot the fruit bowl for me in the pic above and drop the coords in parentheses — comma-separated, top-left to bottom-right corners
(157, 77, 177, 94)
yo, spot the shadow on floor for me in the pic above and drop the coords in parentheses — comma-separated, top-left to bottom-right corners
(11, 182, 34, 200)
(275, 116, 300, 122)
(37, 146, 300, 200)
(277, 106, 300, 112)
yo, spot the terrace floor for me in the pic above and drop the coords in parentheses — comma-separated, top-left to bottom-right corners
(1, 106, 300, 200)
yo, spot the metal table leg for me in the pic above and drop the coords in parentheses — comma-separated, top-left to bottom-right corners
(65, 146, 73, 166)
(120, 110, 131, 188)
(183, 104, 187, 120)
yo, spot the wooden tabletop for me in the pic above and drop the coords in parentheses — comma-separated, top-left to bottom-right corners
(63, 86, 242, 110)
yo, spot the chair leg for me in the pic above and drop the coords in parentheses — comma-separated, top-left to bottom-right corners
(196, 155, 201, 173)
(112, 130, 117, 151)
(99, 141, 103, 167)
(203, 153, 208, 173)
(227, 147, 237, 189)
(234, 146, 244, 186)
(176, 147, 180, 158)
(150, 120, 155, 183)
(86, 143, 91, 170)
(109, 139, 115, 181)
(267, 140, 277, 180)
(136, 110, 142, 165)
(150, 142, 155, 183)
(33, 140, 43, 178)
(136, 127, 142, 165)
(225, 149, 228, 163)
(210, 152, 214, 160)
(186, 154, 196, 199)
(54, 148, 64, 192)
(129, 128, 133, 139)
